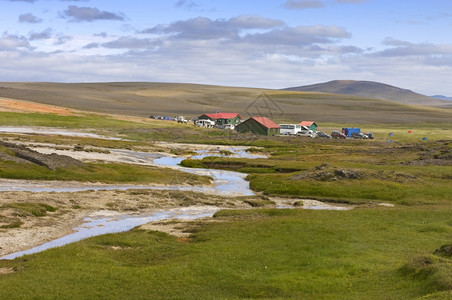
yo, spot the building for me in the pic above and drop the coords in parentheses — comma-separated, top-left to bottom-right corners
(299, 121, 318, 132)
(198, 113, 243, 128)
(236, 116, 280, 136)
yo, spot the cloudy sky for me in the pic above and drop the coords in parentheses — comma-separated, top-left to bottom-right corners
(1, 0, 452, 95)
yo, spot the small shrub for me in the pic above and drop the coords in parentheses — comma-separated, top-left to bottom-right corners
(6, 203, 57, 217)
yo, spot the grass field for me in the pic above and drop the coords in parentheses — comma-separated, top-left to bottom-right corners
(0, 207, 450, 299)
(0, 99, 450, 298)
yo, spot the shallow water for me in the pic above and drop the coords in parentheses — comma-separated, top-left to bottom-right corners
(192, 148, 267, 159)
(0, 126, 122, 140)
(0, 145, 255, 196)
(153, 155, 254, 196)
(0, 207, 219, 260)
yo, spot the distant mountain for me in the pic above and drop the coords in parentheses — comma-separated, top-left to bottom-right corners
(431, 95, 452, 101)
(0, 81, 451, 124)
(283, 80, 450, 107)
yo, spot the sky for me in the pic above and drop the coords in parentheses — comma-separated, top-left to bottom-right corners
(1, 0, 452, 95)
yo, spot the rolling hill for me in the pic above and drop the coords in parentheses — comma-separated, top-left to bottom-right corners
(0, 81, 451, 124)
(283, 80, 450, 107)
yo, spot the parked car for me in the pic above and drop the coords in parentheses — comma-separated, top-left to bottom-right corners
(215, 124, 235, 130)
(316, 131, 331, 139)
(351, 132, 369, 139)
(331, 130, 346, 139)
(297, 129, 316, 138)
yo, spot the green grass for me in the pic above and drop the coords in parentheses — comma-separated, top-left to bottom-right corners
(180, 137, 451, 205)
(5, 203, 57, 217)
(0, 109, 450, 298)
(0, 206, 450, 299)
(0, 160, 210, 185)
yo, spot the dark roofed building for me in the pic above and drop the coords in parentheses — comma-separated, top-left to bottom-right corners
(236, 116, 280, 136)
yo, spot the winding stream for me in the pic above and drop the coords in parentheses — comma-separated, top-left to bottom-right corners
(0, 127, 350, 260)
(1, 207, 219, 260)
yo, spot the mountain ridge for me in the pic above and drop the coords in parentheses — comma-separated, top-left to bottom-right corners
(283, 80, 449, 107)
(0, 81, 450, 124)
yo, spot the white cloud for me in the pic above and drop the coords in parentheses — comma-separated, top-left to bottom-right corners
(29, 28, 52, 40)
(19, 13, 42, 23)
(63, 5, 125, 22)
(283, 0, 324, 10)
(0, 33, 32, 50)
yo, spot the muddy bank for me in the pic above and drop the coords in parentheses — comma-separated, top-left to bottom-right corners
(0, 189, 253, 257)
(0, 140, 85, 170)
(0, 189, 353, 257)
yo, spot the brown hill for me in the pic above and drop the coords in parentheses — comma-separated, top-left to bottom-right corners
(283, 80, 449, 107)
(0, 82, 450, 124)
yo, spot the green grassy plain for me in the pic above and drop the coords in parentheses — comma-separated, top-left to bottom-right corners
(0, 107, 450, 299)
(0, 207, 450, 299)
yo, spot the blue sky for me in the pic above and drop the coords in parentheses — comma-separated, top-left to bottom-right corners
(1, 0, 452, 95)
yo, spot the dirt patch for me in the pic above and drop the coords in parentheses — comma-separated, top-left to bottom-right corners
(403, 142, 452, 166)
(291, 166, 365, 181)
(290, 164, 418, 183)
(0, 267, 16, 274)
(0, 141, 86, 170)
(435, 244, 452, 257)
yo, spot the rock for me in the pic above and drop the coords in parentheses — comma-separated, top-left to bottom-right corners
(434, 244, 452, 257)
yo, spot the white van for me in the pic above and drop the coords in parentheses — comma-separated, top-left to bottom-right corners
(279, 124, 301, 135)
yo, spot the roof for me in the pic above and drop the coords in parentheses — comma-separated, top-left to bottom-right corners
(250, 116, 280, 129)
(299, 121, 317, 126)
(203, 113, 243, 119)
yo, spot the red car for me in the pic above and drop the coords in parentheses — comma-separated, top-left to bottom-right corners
(331, 130, 346, 139)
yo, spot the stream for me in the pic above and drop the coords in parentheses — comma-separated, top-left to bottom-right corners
(0, 127, 349, 260)
(1, 207, 220, 260)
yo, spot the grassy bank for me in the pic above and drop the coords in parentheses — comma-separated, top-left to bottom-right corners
(0, 206, 450, 299)
(181, 134, 451, 204)
(0, 160, 210, 185)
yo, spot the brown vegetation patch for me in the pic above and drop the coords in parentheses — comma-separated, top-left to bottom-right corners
(0, 97, 74, 115)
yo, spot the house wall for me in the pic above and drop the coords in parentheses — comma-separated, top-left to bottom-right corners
(236, 119, 280, 136)
(308, 124, 317, 131)
(217, 116, 241, 126)
(236, 119, 267, 135)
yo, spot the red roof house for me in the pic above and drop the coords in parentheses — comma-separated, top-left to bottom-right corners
(198, 113, 243, 126)
(236, 116, 280, 136)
